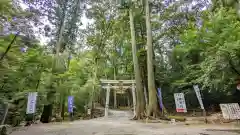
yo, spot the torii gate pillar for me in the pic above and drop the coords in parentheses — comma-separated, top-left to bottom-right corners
(105, 84, 111, 117)
(131, 84, 136, 116)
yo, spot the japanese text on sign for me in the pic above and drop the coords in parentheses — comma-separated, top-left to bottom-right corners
(157, 88, 163, 110)
(174, 93, 187, 113)
(220, 103, 240, 120)
(68, 96, 74, 113)
(26, 92, 38, 114)
(193, 85, 204, 109)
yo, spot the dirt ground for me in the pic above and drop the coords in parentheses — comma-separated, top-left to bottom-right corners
(9, 110, 240, 135)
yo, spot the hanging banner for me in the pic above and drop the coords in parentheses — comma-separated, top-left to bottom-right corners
(68, 96, 74, 113)
(193, 85, 204, 109)
(174, 93, 187, 113)
(220, 103, 240, 120)
(26, 92, 38, 114)
(157, 88, 163, 110)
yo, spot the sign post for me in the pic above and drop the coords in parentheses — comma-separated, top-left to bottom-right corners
(0, 102, 8, 135)
(193, 85, 204, 109)
(26, 92, 38, 125)
(174, 93, 187, 113)
(0, 103, 8, 125)
(68, 96, 74, 121)
(193, 85, 206, 123)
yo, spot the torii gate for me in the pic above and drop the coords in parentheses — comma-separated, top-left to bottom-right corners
(100, 79, 136, 117)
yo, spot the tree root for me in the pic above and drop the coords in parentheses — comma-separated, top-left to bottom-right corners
(130, 115, 138, 120)
(130, 113, 146, 120)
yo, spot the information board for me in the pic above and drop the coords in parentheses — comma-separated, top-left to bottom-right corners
(220, 103, 240, 120)
(87, 109, 91, 115)
(174, 93, 187, 113)
(26, 92, 38, 114)
(193, 85, 204, 109)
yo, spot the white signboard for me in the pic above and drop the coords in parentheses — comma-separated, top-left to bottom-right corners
(220, 103, 240, 120)
(193, 85, 204, 109)
(87, 109, 91, 115)
(174, 93, 187, 113)
(26, 92, 38, 114)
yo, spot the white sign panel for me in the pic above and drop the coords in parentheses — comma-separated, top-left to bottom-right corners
(193, 85, 204, 109)
(26, 92, 38, 114)
(220, 103, 240, 120)
(174, 93, 187, 113)
(87, 109, 91, 115)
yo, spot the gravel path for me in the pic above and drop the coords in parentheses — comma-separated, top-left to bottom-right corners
(10, 110, 240, 135)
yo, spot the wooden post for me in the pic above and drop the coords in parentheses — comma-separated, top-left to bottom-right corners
(113, 68, 117, 109)
(105, 84, 111, 117)
(127, 95, 130, 108)
(1, 103, 8, 125)
(114, 90, 117, 108)
(203, 109, 207, 123)
(131, 84, 136, 116)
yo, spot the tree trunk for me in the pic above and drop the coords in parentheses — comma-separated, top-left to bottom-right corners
(41, 6, 66, 122)
(139, 51, 148, 108)
(129, 7, 145, 119)
(61, 96, 65, 120)
(145, 0, 158, 117)
(113, 65, 117, 108)
(91, 57, 98, 118)
(127, 95, 130, 108)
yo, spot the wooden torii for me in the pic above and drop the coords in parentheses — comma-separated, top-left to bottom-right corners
(100, 79, 136, 117)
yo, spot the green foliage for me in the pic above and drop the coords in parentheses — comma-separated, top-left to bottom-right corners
(117, 0, 131, 9)
(0, 34, 99, 124)
(174, 8, 240, 90)
(0, 0, 12, 14)
(156, 7, 240, 111)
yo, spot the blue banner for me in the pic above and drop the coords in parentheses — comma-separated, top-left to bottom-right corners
(157, 88, 163, 110)
(68, 96, 74, 113)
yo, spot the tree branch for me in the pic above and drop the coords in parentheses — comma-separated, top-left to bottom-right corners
(0, 32, 20, 62)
